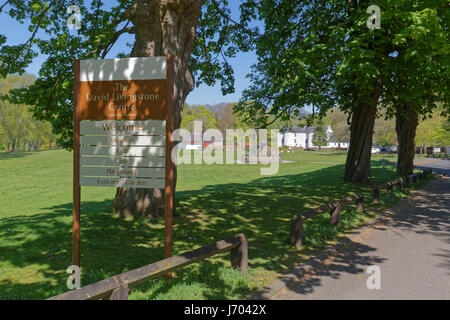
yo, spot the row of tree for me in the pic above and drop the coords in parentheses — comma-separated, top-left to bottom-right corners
(236, 0, 449, 181)
(181, 103, 252, 133)
(0, 75, 57, 152)
(0, 1, 448, 216)
(328, 107, 450, 151)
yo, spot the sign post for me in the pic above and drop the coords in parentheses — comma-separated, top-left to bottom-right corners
(73, 60, 81, 267)
(73, 56, 174, 267)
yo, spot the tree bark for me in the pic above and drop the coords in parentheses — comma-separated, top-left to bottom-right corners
(395, 102, 418, 176)
(111, 0, 205, 217)
(15, 138, 20, 152)
(344, 85, 381, 183)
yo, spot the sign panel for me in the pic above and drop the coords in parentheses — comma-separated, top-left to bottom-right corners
(80, 120, 166, 135)
(80, 57, 167, 82)
(80, 177, 165, 189)
(80, 167, 165, 178)
(73, 56, 175, 267)
(80, 145, 165, 157)
(77, 59, 169, 189)
(80, 135, 165, 147)
(79, 80, 168, 120)
(80, 156, 165, 168)
(79, 57, 168, 120)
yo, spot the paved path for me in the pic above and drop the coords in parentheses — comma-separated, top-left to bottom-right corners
(276, 174, 450, 300)
(414, 159, 449, 176)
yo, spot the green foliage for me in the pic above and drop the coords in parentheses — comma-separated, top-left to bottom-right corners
(312, 120, 328, 148)
(373, 109, 397, 147)
(0, 149, 405, 299)
(0, 0, 258, 149)
(236, 0, 449, 127)
(181, 104, 218, 132)
(415, 107, 450, 147)
(0, 74, 56, 151)
(1, 0, 133, 149)
(326, 108, 350, 143)
(190, 0, 260, 95)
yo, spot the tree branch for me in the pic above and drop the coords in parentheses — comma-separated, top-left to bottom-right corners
(21, 1, 54, 55)
(211, 0, 253, 35)
(100, 24, 134, 59)
(85, 24, 134, 60)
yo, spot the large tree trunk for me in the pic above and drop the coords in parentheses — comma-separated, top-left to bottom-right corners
(111, 0, 205, 218)
(395, 102, 418, 176)
(344, 85, 381, 183)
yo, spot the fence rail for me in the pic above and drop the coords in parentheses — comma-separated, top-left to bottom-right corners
(48, 233, 248, 300)
(372, 169, 432, 203)
(290, 169, 434, 249)
(290, 194, 364, 248)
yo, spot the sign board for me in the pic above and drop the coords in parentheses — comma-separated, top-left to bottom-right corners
(73, 56, 174, 267)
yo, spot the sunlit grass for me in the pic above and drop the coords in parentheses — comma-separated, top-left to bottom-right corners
(0, 149, 430, 299)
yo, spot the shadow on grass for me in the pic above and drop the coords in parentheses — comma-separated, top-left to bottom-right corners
(0, 160, 401, 299)
(284, 239, 386, 297)
(280, 175, 445, 298)
(0, 151, 40, 161)
(0, 200, 166, 299)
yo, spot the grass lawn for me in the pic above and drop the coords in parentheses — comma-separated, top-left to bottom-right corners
(0, 149, 430, 299)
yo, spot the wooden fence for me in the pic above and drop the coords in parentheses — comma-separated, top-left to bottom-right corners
(290, 169, 433, 248)
(372, 169, 432, 203)
(290, 194, 364, 248)
(48, 233, 248, 300)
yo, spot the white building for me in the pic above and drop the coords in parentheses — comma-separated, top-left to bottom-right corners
(278, 126, 349, 149)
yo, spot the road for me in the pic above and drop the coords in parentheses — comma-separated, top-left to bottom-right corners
(414, 159, 449, 176)
(277, 160, 450, 300)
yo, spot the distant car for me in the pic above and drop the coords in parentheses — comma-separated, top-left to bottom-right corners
(371, 148, 380, 154)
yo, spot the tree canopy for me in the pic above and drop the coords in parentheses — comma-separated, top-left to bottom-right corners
(0, 74, 56, 151)
(181, 104, 218, 132)
(236, 0, 449, 125)
(0, 0, 260, 149)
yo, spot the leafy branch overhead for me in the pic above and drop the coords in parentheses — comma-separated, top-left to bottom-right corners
(0, 0, 258, 149)
(235, 0, 449, 127)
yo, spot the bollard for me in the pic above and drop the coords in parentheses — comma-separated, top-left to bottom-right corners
(405, 176, 411, 188)
(231, 234, 248, 274)
(356, 194, 364, 212)
(396, 178, 403, 191)
(387, 183, 394, 195)
(373, 187, 381, 204)
(330, 204, 340, 226)
(290, 215, 304, 248)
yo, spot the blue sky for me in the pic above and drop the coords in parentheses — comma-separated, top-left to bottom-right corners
(0, 2, 260, 106)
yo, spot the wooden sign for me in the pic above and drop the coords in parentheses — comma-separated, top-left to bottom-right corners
(73, 56, 175, 267)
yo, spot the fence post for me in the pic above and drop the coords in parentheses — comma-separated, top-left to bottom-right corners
(230, 234, 248, 274)
(397, 178, 403, 191)
(330, 204, 340, 226)
(405, 176, 411, 188)
(290, 215, 304, 248)
(356, 194, 364, 212)
(373, 187, 380, 204)
(109, 277, 128, 300)
(387, 183, 394, 195)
